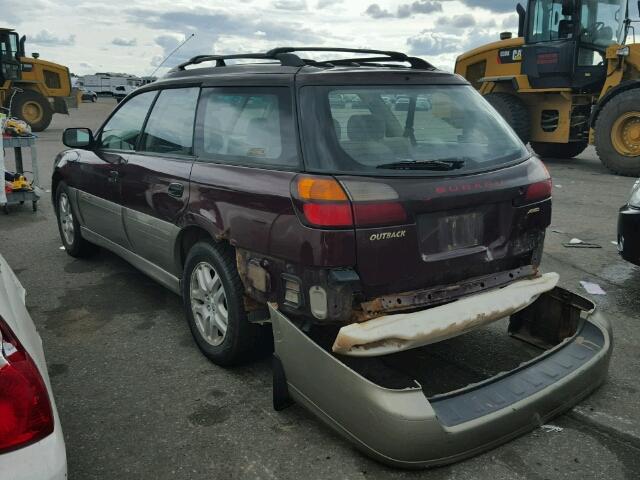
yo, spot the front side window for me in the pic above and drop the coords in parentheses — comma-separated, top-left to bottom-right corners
(141, 87, 200, 155)
(98, 91, 156, 150)
(197, 87, 298, 167)
(299, 85, 529, 176)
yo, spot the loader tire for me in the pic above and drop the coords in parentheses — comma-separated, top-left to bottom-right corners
(531, 141, 588, 159)
(595, 89, 640, 176)
(484, 92, 531, 144)
(11, 89, 53, 132)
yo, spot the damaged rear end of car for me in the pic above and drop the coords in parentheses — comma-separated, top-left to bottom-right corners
(264, 65, 612, 468)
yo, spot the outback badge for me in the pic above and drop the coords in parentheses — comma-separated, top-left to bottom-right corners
(369, 230, 406, 241)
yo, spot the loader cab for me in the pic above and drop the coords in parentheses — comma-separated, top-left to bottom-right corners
(0, 29, 21, 84)
(521, 0, 627, 91)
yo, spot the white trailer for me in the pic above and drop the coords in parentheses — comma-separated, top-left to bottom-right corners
(79, 73, 142, 96)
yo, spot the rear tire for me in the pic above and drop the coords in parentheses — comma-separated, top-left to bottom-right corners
(11, 89, 53, 132)
(531, 141, 588, 159)
(595, 89, 640, 176)
(484, 92, 531, 144)
(55, 182, 97, 257)
(182, 241, 264, 366)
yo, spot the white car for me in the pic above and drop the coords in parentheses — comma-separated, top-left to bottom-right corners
(0, 254, 67, 479)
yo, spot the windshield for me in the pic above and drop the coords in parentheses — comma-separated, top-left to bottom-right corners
(527, 0, 627, 46)
(580, 0, 627, 47)
(299, 85, 528, 176)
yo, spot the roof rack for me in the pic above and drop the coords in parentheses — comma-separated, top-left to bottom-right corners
(171, 47, 434, 72)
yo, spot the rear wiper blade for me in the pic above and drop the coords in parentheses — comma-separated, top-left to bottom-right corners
(376, 159, 466, 170)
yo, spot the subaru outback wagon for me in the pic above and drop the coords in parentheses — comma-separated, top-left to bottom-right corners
(54, 47, 554, 366)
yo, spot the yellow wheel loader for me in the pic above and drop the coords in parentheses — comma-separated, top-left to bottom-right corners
(1, 28, 76, 132)
(455, 0, 640, 176)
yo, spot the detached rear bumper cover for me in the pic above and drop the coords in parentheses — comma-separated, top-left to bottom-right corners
(333, 273, 559, 356)
(270, 290, 612, 469)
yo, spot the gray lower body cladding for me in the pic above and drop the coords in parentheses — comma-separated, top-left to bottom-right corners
(269, 287, 612, 468)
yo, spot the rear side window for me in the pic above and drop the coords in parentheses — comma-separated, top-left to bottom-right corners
(196, 87, 298, 168)
(141, 87, 200, 155)
(99, 91, 156, 151)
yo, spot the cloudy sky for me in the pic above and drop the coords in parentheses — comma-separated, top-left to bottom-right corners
(3, 0, 519, 76)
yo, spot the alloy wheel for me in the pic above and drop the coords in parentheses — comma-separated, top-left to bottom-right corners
(59, 193, 75, 246)
(190, 262, 229, 346)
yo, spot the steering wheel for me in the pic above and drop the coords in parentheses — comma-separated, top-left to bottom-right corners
(580, 21, 605, 40)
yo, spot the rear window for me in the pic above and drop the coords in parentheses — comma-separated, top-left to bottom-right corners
(299, 85, 529, 176)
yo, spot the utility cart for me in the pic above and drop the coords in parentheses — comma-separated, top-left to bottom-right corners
(1, 135, 41, 214)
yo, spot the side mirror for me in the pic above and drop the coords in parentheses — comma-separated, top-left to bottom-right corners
(637, 0, 640, 16)
(562, 0, 575, 16)
(63, 128, 94, 149)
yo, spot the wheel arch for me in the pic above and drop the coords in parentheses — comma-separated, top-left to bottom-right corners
(591, 81, 640, 128)
(176, 224, 231, 275)
(51, 171, 63, 205)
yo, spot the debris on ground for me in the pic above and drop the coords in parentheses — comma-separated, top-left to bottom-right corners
(580, 281, 606, 295)
(563, 238, 602, 248)
(541, 424, 564, 433)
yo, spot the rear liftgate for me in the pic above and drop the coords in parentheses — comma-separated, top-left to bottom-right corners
(269, 286, 612, 469)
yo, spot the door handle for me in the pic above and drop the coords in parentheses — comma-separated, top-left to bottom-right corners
(168, 182, 184, 198)
(108, 170, 119, 183)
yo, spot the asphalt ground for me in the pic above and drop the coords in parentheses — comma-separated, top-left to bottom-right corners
(1, 98, 639, 479)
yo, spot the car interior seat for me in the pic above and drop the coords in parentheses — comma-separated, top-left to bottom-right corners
(341, 114, 396, 165)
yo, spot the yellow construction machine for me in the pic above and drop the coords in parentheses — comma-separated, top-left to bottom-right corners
(1, 28, 76, 131)
(455, 0, 640, 176)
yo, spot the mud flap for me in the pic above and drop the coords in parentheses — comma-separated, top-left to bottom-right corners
(268, 287, 612, 468)
(52, 97, 69, 114)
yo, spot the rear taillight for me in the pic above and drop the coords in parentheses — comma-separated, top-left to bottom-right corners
(293, 176, 407, 228)
(353, 202, 407, 226)
(0, 316, 53, 453)
(521, 158, 552, 203)
(295, 176, 353, 227)
(525, 179, 553, 202)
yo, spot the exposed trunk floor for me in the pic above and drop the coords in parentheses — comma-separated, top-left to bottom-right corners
(307, 318, 545, 396)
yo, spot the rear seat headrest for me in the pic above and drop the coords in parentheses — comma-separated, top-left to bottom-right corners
(347, 114, 385, 142)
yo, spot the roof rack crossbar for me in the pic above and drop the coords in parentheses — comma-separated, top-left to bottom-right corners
(267, 47, 434, 69)
(306, 56, 432, 69)
(173, 53, 271, 71)
(171, 47, 434, 72)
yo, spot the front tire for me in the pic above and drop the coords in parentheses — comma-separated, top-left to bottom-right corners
(11, 89, 53, 132)
(182, 241, 263, 366)
(484, 92, 531, 144)
(55, 182, 97, 257)
(595, 89, 640, 176)
(531, 141, 588, 159)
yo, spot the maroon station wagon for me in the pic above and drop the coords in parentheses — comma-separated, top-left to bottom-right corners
(53, 47, 553, 366)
